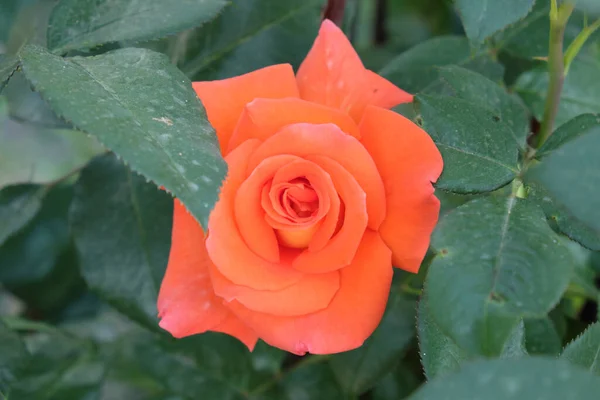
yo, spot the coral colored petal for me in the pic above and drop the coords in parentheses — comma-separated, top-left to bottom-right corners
(359, 106, 443, 273)
(292, 155, 368, 273)
(207, 140, 304, 290)
(157, 200, 228, 338)
(248, 123, 385, 230)
(192, 64, 299, 154)
(227, 98, 360, 152)
(209, 262, 340, 317)
(227, 231, 393, 355)
(210, 313, 259, 351)
(296, 20, 410, 121)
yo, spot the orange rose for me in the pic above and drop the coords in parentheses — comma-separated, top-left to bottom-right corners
(157, 20, 443, 355)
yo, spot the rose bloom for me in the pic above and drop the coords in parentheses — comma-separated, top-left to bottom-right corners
(157, 19, 442, 355)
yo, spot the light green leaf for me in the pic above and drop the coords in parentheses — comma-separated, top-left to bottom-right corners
(0, 185, 46, 245)
(47, 0, 227, 53)
(0, 320, 29, 396)
(329, 289, 416, 395)
(408, 357, 600, 400)
(527, 127, 600, 233)
(561, 322, 600, 375)
(70, 154, 172, 331)
(20, 45, 225, 229)
(416, 95, 519, 193)
(426, 197, 574, 355)
(515, 57, 600, 128)
(0, 121, 105, 188)
(455, 0, 535, 44)
(537, 113, 600, 158)
(181, 0, 323, 80)
(379, 36, 504, 93)
(427, 66, 530, 148)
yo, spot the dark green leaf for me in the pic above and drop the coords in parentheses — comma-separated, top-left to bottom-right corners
(181, 0, 323, 80)
(516, 57, 600, 127)
(561, 322, 600, 375)
(455, 0, 535, 44)
(47, 0, 227, 53)
(20, 45, 224, 229)
(527, 127, 600, 233)
(379, 36, 504, 93)
(371, 363, 421, 400)
(0, 185, 46, 245)
(0, 121, 104, 188)
(70, 154, 172, 331)
(524, 318, 562, 356)
(279, 361, 344, 400)
(0, 320, 29, 396)
(416, 95, 519, 193)
(329, 290, 416, 395)
(537, 113, 600, 158)
(426, 197, 574, 355)
(427, 66, 530, 148)
(417, 298, 468, 379)
(408, 357, 600, 400)
(0, 55, 18, 93)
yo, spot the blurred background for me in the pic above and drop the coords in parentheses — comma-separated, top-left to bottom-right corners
(1, 0, 599, 399)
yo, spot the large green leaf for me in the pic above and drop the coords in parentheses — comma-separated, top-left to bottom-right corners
(426, 66, 530, 148)
(0, 185, 46, 245)
(561, 322, 600, 376)
(516, 57, 600, 127)
(416, 95, 519, 193)
(425, 197, 573, 355)
(47, 0, 227, 53)
(379, 36, 504, 93)
(408, 357, 600, 400)
(527, 127, 600, 233)
(455, 0, 535, 44)
(0, 121, 104, 188)
(0, 321, 29, 396)
(537, 113, 600, 158)
(329, 289, 416, 395)
(70, 154, 172, 331)
(20, 45, 225, 229)
(180, 0, 323, 80)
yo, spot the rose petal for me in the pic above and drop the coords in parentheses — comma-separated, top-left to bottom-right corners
(291, 155, 368, 273)
(210, 313, 259, 351)
(227, 98, 360, 152)
(209, 261, 340, 316)
(296, 19, 411, 122)
(359, 106, 443, 273)
(227, 230, 393, 355)
(207, 140, 304, 290)
(248, 123, 386, 230)
(158, 200, 249, 347)
(192, 64, 299, 154)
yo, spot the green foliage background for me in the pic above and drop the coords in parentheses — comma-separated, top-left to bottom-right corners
(1, 0, 600, 399)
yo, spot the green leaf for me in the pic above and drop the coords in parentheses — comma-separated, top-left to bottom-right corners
(47, 0, 227, 53)
(455, 0, 535, 44)
(371, 363, 421, 400)
(427, 66, 530, 148)
(329, 289, 416, 395)
(576, 0, 600, 15)
(0, 185, 46, 245)
(20, 45, 225, 229)
(561, 322, 600, 375)
(0, 320, 29, 396)
(278, 361, 344, 400)
(70, 154, 172, 331)
(417, 298, 468, 379)
(408, 357, 600, 400)
(524, 318, 562, 356)
(537, 113, 600, 158)
(425, 197, 574, 355)
(416, 95, 519, 193)
(180, 0, 323, 80)
(0, 121, 105, 188)
(527, 127, 600, 233)
(515, 57, 600, 128)
(0, 55, 18, 93)
(379, 36, 504, 93)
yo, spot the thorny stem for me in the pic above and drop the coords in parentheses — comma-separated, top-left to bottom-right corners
(532, 0, 574, 150)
